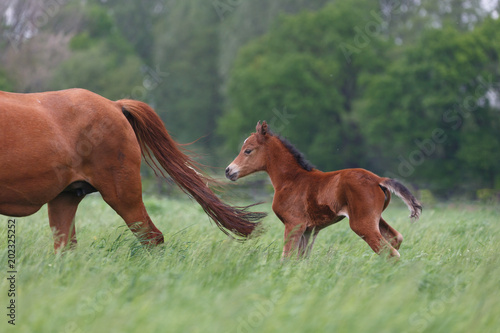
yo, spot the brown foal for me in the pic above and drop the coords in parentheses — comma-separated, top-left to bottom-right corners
(226, 121, 422, 258)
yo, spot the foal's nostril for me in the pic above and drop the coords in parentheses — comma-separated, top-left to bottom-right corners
(225, 167, 230, 175)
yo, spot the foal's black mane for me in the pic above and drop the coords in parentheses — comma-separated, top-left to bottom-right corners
(267, 129, 315, 172)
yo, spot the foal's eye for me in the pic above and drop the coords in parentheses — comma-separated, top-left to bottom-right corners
(244, 149, 252, 155)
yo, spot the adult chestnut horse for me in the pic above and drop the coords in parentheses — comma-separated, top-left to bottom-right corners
(226, 121, 422, 258)
(0, 88, 264, 251)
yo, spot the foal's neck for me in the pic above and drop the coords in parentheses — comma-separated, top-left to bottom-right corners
(265, 137, 307, 191)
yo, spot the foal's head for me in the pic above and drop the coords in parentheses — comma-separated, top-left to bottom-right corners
(225, 121, 270, 181)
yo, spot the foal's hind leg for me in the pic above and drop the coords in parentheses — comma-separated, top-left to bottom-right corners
(48, 192, 84, 252)
(349, 217, 400, 258)
(379, 218, 403, 250)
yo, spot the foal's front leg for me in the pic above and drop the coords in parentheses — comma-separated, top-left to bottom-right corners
(298, 228, 320, 258)
(282, 223, 307, 258)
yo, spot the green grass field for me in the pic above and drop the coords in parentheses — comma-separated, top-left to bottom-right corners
(1, 195, 499, 333)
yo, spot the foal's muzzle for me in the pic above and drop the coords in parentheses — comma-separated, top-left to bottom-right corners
(225, 165, 239, 181)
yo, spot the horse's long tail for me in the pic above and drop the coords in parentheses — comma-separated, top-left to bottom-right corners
(117, 99, 265, 238)
(380, 178, 422, 219)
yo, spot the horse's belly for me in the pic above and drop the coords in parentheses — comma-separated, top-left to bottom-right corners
(0, 201, 43, 217)
(0, 160, 73, 216)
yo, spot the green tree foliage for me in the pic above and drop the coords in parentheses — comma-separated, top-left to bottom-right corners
(218, 1, 388, 170)
(380, 0, 491, 44)
(359, 18, 500, 193)
(1, 0, 499, 194)
(217, 0, 335, 81)
(147, 0, 337, 150)
(0, 68, 13, 91)
(98, 0, 161, 64)
(220, 1, 500, 194)
(151, 1, 221, 147)
(49, 3, 143, 100)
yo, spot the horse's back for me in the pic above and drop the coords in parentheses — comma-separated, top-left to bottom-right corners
(337, 168, 384, 184)
(0, 88, 127, 158)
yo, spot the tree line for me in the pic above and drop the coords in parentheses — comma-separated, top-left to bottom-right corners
(1, 0, 499, 197)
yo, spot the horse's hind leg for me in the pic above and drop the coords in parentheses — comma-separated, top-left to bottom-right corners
(48, 192, 84, 252)
(379, 217, 403, 250)
(102, 193, 164, 246)
(96, 172, 164, 247)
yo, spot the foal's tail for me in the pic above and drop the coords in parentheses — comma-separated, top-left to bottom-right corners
(381, 178, 422, 220)
(117, 99, 265, 239)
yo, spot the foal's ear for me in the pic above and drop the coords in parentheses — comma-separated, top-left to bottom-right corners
(261, 121, 268, 135)
(256, 120, 268, 136)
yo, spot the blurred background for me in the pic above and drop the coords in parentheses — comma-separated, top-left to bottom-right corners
(1, 0, 499, 200)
